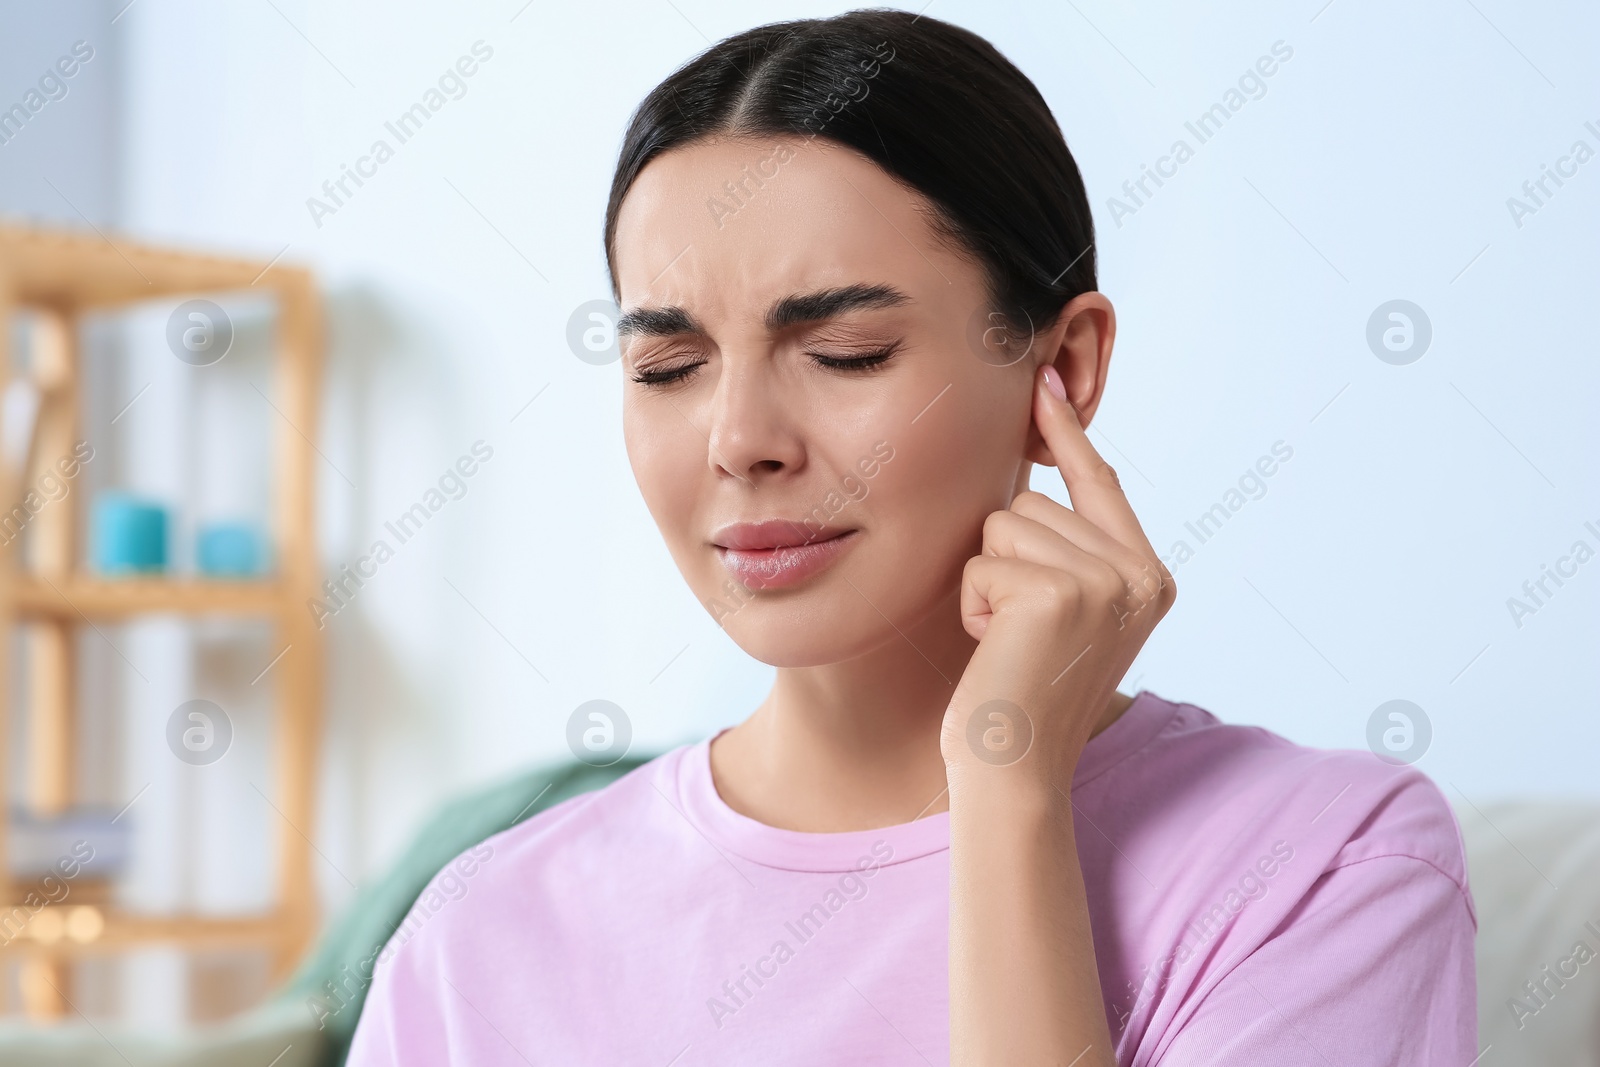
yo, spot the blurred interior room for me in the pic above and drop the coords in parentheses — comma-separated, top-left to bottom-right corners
(0, 1, 1596, 1065)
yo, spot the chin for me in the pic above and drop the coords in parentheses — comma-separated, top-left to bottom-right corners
(718, 605, 893, 668)
(703, 555, 956, 669)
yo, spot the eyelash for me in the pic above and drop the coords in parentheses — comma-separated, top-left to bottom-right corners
(629, 344, 900, 387)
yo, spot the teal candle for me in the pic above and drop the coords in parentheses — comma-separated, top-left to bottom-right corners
(196, 521, 266, 577)
(91, 494, 169, 575)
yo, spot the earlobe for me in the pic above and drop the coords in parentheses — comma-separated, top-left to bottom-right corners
(1023, 428, 1054, 467)
(1022, 403, 1082, 466)
(1022, 398, 1079, 466)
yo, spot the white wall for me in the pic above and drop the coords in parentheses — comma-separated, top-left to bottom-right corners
(7, 0, 1597, 948)
(0, 0, 118, 223)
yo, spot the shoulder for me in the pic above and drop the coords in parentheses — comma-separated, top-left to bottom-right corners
(468, 741, 698, 878)
(1098, 695, 1477, 1056)
(1099, 692, 1472, 913)
(376, 743, 698, 966)
(486, 744, 691, 858)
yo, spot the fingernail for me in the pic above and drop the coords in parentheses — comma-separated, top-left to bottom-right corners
(1041, 364, 1067, 403)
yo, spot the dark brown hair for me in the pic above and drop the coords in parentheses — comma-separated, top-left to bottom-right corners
(602, 7, 1096, 338)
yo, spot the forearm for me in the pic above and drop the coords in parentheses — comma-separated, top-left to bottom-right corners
(948, 776, 1116, 1066)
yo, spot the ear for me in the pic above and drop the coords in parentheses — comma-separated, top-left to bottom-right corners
(1023, 292, 1116, 466)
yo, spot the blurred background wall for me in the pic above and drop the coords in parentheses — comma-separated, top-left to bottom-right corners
(1, 0, 1595, 1025)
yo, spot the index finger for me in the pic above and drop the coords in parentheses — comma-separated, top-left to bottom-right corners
(1032, 364, 1158, 560)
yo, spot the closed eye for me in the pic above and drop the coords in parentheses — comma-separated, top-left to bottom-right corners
(630, 361, 702, 386)
(630, 342, 902, 387)
(806, 343, 900, 373)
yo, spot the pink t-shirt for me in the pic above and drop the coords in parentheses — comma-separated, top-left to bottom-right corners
(346, 689, 1478, 1065)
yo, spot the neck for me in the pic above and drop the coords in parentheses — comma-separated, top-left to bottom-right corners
(708, 583, 1134, 833)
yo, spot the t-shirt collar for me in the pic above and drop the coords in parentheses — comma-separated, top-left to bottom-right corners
(674, 689, 1175, 872)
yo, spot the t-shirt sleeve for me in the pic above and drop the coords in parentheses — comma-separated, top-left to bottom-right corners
(344, 934, 453, 1066)
(1150, 853, 1478, 1066)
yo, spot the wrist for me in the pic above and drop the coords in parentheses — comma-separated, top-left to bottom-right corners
(944, 733, 1083, 800)
(945, 758, 1074, 829)
(942, 695, 1091, 798)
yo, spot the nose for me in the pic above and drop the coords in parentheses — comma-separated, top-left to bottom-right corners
(704, 353, 805, 483)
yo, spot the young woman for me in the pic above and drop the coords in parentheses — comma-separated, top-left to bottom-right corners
(348, 10, 1476, 1064)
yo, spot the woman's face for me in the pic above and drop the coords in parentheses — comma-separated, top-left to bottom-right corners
(613, 134, 1045, 668)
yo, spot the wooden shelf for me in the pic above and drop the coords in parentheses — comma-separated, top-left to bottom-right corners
(11, 576, 285, 619)
(0, 223, 327, 1017)
(0, 222, 311, 309)
(0, 906, 283, 956)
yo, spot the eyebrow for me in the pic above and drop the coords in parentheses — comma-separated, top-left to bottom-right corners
(615, 283, 912, 338)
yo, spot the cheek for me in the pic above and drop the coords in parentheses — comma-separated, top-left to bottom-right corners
(625, 408, 692, 516)
(624, 403, 714, 583)
(859, 376, 1028, 567)
(885, 375, 1024, 498)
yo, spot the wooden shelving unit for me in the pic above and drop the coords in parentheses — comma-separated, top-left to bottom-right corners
(13, 576, 284, 619)
(0, 224, 324, 1019)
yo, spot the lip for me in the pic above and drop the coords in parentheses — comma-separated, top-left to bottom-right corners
(711, 520, 860, 590)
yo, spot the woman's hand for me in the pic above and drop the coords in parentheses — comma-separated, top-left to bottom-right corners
(943, 362, 1175, 1067)
(940, 361, 1174, 784)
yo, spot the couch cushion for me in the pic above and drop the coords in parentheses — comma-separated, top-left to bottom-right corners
(1455, 799, 1600, 1066)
